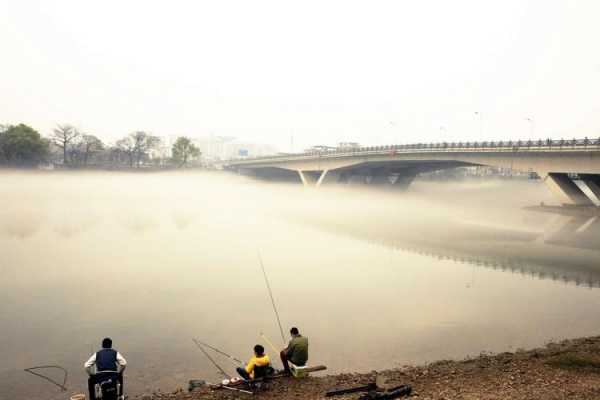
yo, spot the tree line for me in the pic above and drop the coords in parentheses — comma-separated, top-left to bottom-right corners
(0, 123, 201, 169)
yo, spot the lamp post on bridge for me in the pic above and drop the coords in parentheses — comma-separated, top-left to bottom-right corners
(525, 117, 535, 140)
(475, 111, 483, 143)
(389, 121, 398, 146)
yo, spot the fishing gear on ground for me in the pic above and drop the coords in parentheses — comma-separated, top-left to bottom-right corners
(326, 378, 412, 399)
(188, 379, 253, 395)
(24, 365, 68, 392)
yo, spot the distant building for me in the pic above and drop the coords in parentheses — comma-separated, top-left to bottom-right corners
(305, 145, 337, 153)
(191, 137, 216, 161)
(337, 142, 361, 150)
(224, 141, 278, 159)
(149, 135, 176, 161)
(167, 135, 279, 162)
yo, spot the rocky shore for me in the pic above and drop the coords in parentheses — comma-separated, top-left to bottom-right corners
(136, 336, 600, 400)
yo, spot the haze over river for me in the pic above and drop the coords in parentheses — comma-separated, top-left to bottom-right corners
(2, 171, 600, 399)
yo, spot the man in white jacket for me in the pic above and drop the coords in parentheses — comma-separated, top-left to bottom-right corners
(84, 338, 127, 400)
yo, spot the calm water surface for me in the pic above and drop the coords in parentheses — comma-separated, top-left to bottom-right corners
(1, 172, 600, 399)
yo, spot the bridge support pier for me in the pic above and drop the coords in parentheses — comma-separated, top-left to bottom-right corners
(297, 170, 318, 186)
(316, 169, 329, 186)
(368, 174, 391, 185)
(544, 173, 595, 206)
(391, 173, 417, 190)
(347, 173, 367, 185)
(338, 168, 418, 190)
(297, 170, 338, 187)
(580, 174, 600, 204)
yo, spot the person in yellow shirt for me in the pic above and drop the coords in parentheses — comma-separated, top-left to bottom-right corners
(236, 345, 273, 380)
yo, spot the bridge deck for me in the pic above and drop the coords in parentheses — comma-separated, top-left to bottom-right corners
(227, 138, 600, 166)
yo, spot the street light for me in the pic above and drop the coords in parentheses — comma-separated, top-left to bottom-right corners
(475, 111, 483, 141)
(389, 121, 397, 146)
(525, 117, 535, 139)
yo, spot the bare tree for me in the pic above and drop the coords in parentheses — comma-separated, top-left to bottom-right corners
(52, 124, 80, 165)
(131, 131, 160, 167)
(114, 132, 161, 168)
(80, 135, 104, 165)
(116, 136, 135, 167)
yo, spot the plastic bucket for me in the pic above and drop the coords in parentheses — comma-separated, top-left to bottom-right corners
(290, 364, 308, 378)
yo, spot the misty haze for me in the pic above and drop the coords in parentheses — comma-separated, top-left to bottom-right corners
(3, 1, 600, 399)
(3, 171, 600, 399)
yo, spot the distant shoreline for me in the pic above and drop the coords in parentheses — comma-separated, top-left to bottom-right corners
(0, 165, 209, 173)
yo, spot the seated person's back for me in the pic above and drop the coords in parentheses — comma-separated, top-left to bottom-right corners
(286, 328, 308, 366)
(237, 345, 272, 380)
(280, 327, 309, 374)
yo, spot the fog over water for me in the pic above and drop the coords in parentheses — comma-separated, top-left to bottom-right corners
(2, 171, 600, 399)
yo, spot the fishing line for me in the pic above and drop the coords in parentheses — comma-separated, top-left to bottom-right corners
(192, 339, 231, 379)
(257, 249, 286, 346)
(24, 365, 68, 392)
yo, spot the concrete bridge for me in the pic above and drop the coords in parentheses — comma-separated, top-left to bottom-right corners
(224, 138, 600, 206)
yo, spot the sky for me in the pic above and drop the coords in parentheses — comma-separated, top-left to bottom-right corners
(2, 0, 600, 151)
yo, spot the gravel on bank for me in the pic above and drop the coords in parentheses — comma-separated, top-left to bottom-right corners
(139, 336, 600, 400)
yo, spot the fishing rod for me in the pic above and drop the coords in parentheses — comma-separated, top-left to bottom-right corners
(24, 365, 68, 392)
(192, 339, 231, 379)
(257, 249, 286, 346)
(204, 380, 253, 395)
(194, 339, 243, 365)
(260, 332, 280, 356)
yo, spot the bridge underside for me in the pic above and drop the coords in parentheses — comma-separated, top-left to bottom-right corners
(237, 158, 600, 207)
(241, 160, 478, 189)
(311, 160, 477, 189)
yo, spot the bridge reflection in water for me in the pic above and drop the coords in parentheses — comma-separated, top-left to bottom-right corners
(307, 214, 600, 289)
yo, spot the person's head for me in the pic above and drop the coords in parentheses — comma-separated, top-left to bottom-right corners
(290, 327, 300, 337)
(253, 344, 265, 356)
(102, 338, 112, 349)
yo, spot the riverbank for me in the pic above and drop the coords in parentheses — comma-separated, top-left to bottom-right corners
(141, 336, 600, 400)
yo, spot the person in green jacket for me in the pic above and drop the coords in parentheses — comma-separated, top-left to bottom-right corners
(280, 327, 308, 374)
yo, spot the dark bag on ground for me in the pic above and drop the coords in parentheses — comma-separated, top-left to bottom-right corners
(358, 384, 412, 400)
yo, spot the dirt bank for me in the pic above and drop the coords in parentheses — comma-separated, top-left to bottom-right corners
(140, 336, 600, 400)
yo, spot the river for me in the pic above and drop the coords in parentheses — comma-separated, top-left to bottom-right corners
(1, 171, 600, 399)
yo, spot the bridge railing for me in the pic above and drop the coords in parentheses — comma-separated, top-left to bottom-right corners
(227, 137, 600, 164)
